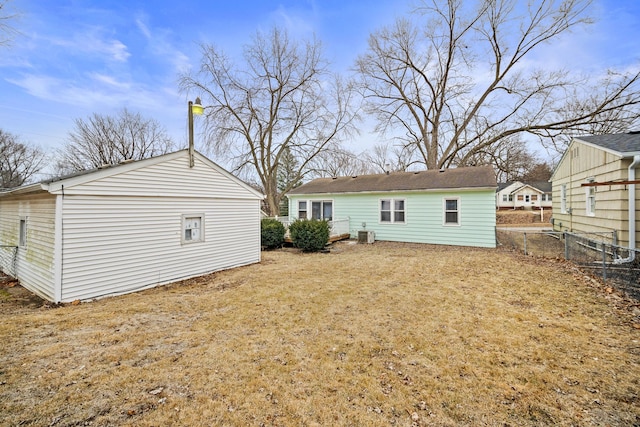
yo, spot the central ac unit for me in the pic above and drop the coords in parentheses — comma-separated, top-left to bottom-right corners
(358, 230, 375, 244)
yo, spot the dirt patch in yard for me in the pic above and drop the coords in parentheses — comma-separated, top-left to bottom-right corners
(0, 273, 48, 313)
(497, 209, 552, 225)
(1, 242, 638, 426)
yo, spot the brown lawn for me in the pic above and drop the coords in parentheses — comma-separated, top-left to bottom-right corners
(0, 241, 638, 426)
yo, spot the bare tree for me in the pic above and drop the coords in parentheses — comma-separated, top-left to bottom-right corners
(180, 27, 358, 215)
(356, 0, 640, 170)
(308, 147, 374, 179)
(0, 129, 47, 188)
(56, 108, 175, 173)
(519, 162, 553, 182)
(363, 143, 422, 173)
(0, 0, 18, 47)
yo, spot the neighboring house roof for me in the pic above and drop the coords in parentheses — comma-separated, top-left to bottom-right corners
(529, 181, 552, 192)
(550, 132, 640, 181)
(576, 132, 640, 156)
(289, 166, 496, 195)
(497, 182, 514, 192)
(496, 181, 551, 194)
(0, 149, 264, 199)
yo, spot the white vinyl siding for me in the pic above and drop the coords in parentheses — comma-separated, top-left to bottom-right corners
(60, 196, 260, 301)
(0, 194, 57, 301)
(0, 151, 263, 302)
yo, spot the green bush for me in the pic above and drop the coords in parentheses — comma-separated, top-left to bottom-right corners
(261, 218, 286, 249)
(289, 219, 330, 252)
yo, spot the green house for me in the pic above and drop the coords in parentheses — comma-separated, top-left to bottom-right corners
(287, 166, 497, 248)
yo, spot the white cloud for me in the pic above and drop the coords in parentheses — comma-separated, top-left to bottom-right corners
(45, 28, 130, 63)
(135, 18, 152, 40)
(89, 73, 132, 90)
(269, 4, 317, 37)
(133, 13, 192, 74)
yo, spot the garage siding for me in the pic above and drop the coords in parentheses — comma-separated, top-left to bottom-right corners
(0, 193, 56, 300)
(60, 196, 260, 301)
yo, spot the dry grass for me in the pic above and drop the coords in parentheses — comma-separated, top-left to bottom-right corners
(497, 210, 552, 225)
(1, 241, 639, 426)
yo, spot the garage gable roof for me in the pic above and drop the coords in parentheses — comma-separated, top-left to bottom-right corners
(0, 150, 264, 199)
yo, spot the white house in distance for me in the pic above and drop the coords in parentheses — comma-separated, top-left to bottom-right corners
(496, 181, 552, 210)
(0, 149, 263, 303)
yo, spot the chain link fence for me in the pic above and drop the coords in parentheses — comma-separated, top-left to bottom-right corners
(0, 245, 18, 277)
(497, 229, 640, 300)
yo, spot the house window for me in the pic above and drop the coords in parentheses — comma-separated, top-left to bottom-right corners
(444, 198, 459, 225)
(298, 201, 307, 219)
(311, 200, 333, 221)
(508, 194, 513, 202)
(19, 218, 27, 247)
(394, 200, 405, 222)
(560, 184, 567, 213)
(182, 214, 204, 244)
(586, 178, 595, 216)
(531, 194, 538, 201)
(380, 199, 405, 223)
(517, 195, 524, 201)
(502, 194, 508, 202)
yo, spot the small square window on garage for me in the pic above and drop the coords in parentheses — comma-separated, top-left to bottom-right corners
(182, 214, 205, 244)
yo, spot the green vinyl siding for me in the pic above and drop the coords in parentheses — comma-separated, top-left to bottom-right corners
(289, 189, 496, 248)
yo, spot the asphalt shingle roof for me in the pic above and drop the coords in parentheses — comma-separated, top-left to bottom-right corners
(289, 166, 496, 195)
(577, 132, 640, 155)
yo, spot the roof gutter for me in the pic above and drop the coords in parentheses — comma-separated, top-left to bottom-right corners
(615, 154, 640, 263)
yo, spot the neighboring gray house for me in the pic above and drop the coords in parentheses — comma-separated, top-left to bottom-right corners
(0, 150, 263, 302)
(550, 132, 640, 249)
(496, 181, 552, 210)
(287, 166, 497, 248)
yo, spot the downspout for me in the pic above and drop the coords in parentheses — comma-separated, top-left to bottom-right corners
(627, 155, 640, 255)
(53, 186, 64, 302)
(615, 155, 640, 263)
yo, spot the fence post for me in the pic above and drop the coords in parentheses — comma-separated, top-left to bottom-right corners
(564, 232, 569, 260)
(602, 244, 607, 283)
(523, 232, 527, 255)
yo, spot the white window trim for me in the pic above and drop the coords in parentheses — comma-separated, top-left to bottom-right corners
(19, 217, 27, 247)
(298, 201, 308, 219)
(298, 199, 333, 221)
(443, 197, 460, 226)
(311, 200, 334, 221)
(181, 213, 205, 244)
(560, 184, 567, 213)
(379, 198, 406, 224)
(586, 178, 596, 216)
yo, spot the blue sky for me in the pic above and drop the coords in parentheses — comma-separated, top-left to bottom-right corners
(1, 0, 639, 163)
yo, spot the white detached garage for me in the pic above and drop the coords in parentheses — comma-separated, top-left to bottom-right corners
(0, 150, 263, 302)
